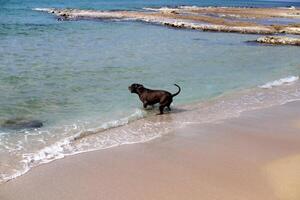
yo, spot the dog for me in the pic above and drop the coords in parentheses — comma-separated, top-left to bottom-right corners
(128, 83, 181, 114)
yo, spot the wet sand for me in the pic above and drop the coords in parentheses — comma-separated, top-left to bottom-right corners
(1, 101, 300, 200)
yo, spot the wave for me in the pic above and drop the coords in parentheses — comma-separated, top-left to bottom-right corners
(259, 76, 299, 89)
(0, 109, 147, 183)
(2, 77, 300, 184)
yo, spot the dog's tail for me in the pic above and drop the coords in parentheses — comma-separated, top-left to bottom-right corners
(172, 84, 181, 97)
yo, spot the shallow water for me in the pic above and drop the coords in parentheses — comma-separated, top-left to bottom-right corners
(1, 0, 300, 183)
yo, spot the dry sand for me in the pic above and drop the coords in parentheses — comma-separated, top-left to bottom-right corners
(1, 101, 300, 200)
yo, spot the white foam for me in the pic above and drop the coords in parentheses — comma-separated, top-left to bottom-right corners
(279, 6, 296, 10)
(0, 131, 8, 137)
(143, 7, 177, 12)
(2, 77, 300, 184)
(259, 76, 299, 89)
(74, 109, 145, 140)
(0, 109, 147, 184)
(179, 5, 200, 9)
(29, 109, 144, 159)
(32, 8, 53, 12)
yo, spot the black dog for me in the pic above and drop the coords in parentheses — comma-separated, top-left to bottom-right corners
(128, 83, 181, 114)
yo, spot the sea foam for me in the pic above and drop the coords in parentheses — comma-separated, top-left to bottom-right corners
(2, 78, 300, 184)
(32, 8, 53, 12)
(259, 76, 299, 89)
(143, 7, 177, 12)
(0, 109, 146, 183)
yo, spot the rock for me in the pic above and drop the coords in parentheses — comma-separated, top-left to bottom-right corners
(256, 36, 300, 46)
(1, 118, 43, 130)
(34, 7, 300, 35)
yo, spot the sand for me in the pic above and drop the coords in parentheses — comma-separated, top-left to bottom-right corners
(1, 100, 300, 200)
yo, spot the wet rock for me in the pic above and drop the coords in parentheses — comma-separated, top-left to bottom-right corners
(256, 36, 300, 46)
(1, 118, 43, 130)
(34, 7, 300, 35)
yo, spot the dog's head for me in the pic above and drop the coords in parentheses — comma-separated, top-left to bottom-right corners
(128, 83, 144, 94)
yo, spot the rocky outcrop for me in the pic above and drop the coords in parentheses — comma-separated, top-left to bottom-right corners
(34, 7, 300, 36)
(256, 36, 300, 46)
(162, 22, 275, 34)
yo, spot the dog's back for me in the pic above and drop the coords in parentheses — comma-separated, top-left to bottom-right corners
(141, 88, 172, 105)
(129, 83, 181, 114)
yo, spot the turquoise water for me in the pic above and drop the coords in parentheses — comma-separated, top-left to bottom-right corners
(1, 22, 299, 128)
(1, 0, 300, 183)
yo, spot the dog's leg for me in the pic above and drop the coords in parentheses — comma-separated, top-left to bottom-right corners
(158, 105, 165, 115)
(143, 101, 148, 109)
(161, 99, 171, 112)
(166, 102, 171, 111)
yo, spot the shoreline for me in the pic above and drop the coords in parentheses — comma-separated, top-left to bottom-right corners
(1, 99, 300, 199)
(1, 77, 300, 184)
(1, 2, 300, 199)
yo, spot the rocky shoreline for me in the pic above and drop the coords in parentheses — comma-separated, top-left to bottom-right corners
(256, 36, 300, 46)
(35, 6, 300, 46)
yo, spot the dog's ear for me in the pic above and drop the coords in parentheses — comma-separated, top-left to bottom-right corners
(136, 85, 144, 93)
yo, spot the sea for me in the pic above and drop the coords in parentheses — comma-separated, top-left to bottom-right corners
(1, 0, 300, 183)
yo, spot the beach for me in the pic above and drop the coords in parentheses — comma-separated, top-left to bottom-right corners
(1, 0, 300, 198)
(1, 100, 300, 200)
